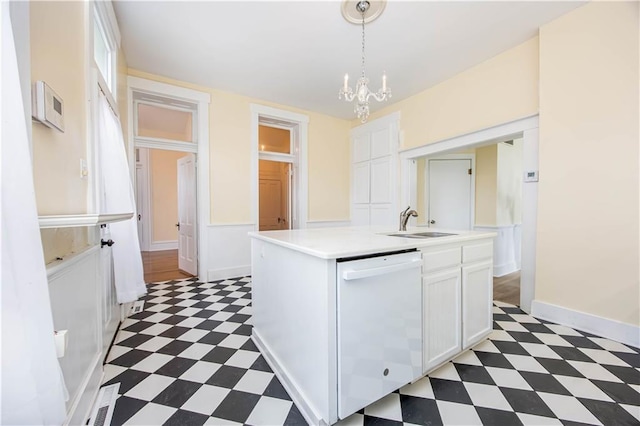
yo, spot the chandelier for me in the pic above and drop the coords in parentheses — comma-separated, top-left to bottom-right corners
(339, 0, 390, 123)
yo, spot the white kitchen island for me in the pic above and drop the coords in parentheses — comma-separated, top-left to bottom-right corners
(249, 227, 496, 425)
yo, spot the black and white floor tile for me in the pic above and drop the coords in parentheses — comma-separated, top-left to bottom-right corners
(101, 277, 640, 425)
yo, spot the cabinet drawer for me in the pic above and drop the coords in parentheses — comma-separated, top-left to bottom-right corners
(422, 248, 461, 273)
(462, 242, 493, 263)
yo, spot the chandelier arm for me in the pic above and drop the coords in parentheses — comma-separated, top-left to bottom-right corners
(369, 92, 388, 102)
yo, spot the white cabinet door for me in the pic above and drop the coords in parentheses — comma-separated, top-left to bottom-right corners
(423, 268, 461, 373)
(462, 260, 493, 349)
(369, 204, 393, 226)
(352, 205, 370, 227)
(370, 128, 391, 158)
(370, 157, 392, 204)
(353, 134, 371, 163)
(353, 162, 370, 204)
(350, 115, 398, 227)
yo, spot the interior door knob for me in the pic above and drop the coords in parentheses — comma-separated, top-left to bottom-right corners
(176, 223, 180, 230)
(430, 220, 436, 224)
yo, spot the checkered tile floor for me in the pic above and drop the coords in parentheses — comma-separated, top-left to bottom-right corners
(101, 277, 640, 425)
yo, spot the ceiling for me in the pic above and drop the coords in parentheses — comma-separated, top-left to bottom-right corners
(114, 1, 584, 121)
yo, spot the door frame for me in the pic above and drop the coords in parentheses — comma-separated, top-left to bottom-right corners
(400, 114, 539, 313)
(135, 147, 151, 251)
(127, 76, 210, 280)
(424, 153, 476, 230)
(250, 104, 309, 229)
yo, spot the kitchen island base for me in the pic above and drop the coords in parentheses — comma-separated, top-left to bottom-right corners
(250, 228, 495, 425)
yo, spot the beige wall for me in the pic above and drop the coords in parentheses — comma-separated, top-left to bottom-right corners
(31, 1, 88, 215)
(31, 2, 131, 263)
(536, 2, 639, 326)
(31, 1, 90, 263)
(128, 69, 352, 224)
(362, 37, 539, 149)
(475, 145, 498, 226)
(150, 150, 187, 242)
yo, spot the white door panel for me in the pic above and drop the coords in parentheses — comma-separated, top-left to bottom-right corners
(177, 153, 197, 275)
(352, 205, 370, 226)
(462, 260, 493, 349)
(370, 128, 391, 158)
(370, 157, 392, 204)
(353, 163, 370, 204)
(423, 268, 461, 372)
(428, 159, 472, 230)
(369, 204, 393, 227)
(353, 135, 371, 163)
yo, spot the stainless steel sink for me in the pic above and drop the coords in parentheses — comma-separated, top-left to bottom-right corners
(386, 232, 457, 239)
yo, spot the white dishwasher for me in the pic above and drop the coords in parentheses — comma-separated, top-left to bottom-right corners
(337, 249, 423, 419)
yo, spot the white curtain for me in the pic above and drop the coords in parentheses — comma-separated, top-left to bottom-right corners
(1, 3, 68, 424)
(96, 92, 146, 303)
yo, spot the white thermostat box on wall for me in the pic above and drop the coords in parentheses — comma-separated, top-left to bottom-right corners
(32, 80, 64, 132)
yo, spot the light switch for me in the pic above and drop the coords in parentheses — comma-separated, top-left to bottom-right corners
(80, 159, 88, 179)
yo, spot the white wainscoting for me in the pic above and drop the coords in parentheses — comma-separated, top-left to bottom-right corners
(148, 240, 178, 251)
(532, 300, 640, 349)
(47, 246, 103, 425)
(474, 225, 521, 277)
(207, 223, 255, 281)
(305, 220, 351, 229)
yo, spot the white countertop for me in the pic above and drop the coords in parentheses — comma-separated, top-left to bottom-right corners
(249, 226, 496, 259)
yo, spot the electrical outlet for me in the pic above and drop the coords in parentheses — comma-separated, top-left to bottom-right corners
(80, 159, 88, 179)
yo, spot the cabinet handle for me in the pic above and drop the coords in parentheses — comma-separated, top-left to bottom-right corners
(101, 239, 114, 248)
(342, 259, 422, 281)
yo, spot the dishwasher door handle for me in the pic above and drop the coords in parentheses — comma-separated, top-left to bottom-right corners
(342, 259, 422, 281)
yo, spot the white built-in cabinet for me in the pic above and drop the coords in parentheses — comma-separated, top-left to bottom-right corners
(420, 239, 493, 374)
(351, 114, 399, 227)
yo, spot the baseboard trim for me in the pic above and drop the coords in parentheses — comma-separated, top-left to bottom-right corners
(65, 352, 103, 426)
(493, 261, 518, 277)
(531, 300, 640, 348)
(252, 330, 322, 426)
(207, 265, 251, 281)
(148, 240, 178, 251)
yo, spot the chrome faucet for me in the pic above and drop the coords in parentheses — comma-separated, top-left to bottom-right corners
(399, 206, 418, 231)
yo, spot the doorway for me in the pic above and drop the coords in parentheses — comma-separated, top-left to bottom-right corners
(402, 115, 538, 312)
(136, 147, 197, 282)
(132, 94, 199, 282)
(251, 104, 309, 230)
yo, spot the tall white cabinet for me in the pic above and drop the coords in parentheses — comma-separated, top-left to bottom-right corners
(351, 113, 399, 227)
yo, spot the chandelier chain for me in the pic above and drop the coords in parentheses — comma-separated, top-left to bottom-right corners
(361, 10, 366, 78)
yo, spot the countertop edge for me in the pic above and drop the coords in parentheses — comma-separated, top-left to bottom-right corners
(249, 228, 497, 260)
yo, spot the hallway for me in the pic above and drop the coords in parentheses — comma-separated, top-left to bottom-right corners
(142, 250, 193, 283)
(493, 271, 521, 306)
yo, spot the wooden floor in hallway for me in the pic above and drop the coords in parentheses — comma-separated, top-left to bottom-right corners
(142, 249, 194, 283)
(493, 270, 520, 306)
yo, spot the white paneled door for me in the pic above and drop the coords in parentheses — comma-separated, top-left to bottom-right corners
(177, 153, 197, 275)
(428, 159, 472, 230)
(351, 114, 399, 227)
